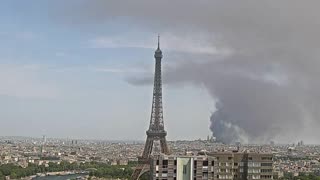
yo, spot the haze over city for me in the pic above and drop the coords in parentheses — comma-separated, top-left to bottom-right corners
(1, 0, 320, 144)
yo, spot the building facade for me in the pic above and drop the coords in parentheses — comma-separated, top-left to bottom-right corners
(150, 151, 275, 180)
(206, 151, 274, 180)
(150, 154, 217, 180)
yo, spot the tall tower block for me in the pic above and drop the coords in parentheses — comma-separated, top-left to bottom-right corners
(131, 36, 170, 180)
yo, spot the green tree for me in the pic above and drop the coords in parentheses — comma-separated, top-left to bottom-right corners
(10, 172, 17, 179)
(0, 171, 4, 180)
(0, 161, 139, 179)
(282, 172, 294, 180)
(140, 172, 150, 180)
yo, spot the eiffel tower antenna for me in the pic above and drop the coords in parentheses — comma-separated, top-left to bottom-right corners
(157, 34, 160, 49)
(131, 36, 170, 180)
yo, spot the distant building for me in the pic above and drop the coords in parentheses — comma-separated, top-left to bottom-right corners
(42, 135, 47, 144)
(118, 159, 128, 165)
(235, 142, 241, 147)
(110, 159, 118, 166)
(270, 141, 275, 146)
(111, 158, 129, 166)
(207, 135, 216, 143)
(297, 140, 304, 146)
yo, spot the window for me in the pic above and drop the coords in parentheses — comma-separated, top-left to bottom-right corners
(253, 169, 260, 173)
(261, 175, 272, 179)
(248, 157, 253, 160)
(174, 160, 177, 165)
(203, 172, 208, 178)
(174, 169, 177, 173)
(261, 157, 272, 161)
(261, 169, 272, 173)
(261, 163, 272, 166)
(163, 160, 168, 165)
(253, 162, 260, 167)
(253, 175, 260, 179)
(203, 161, 208, 166)
(212, 161, 215, 166)
(228, 157, 233, 160)
(234, 162, 238, 166)
(156, 160, 159, 165)
(194, 160, 197, 167)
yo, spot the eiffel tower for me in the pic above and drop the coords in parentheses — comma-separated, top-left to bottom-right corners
(131, 36, 170, 180)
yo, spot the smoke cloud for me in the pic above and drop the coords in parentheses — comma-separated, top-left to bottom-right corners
(64, 0, 320, 143)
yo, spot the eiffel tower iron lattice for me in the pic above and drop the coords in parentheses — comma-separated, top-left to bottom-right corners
(131, 36, 170, 180)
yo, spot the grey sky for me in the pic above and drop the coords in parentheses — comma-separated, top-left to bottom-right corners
(74, 0, 320, 144)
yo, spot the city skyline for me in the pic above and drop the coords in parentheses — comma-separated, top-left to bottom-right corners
(1, 1, 320, 144)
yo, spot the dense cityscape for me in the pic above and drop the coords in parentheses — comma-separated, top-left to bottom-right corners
(0, 136, 320, 179)
(1, 1, 320, 180)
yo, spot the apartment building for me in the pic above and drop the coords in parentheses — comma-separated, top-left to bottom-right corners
(150, 151, 275, 180)
(205, 151, 275, 180)
(150, 154, 217, 180)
